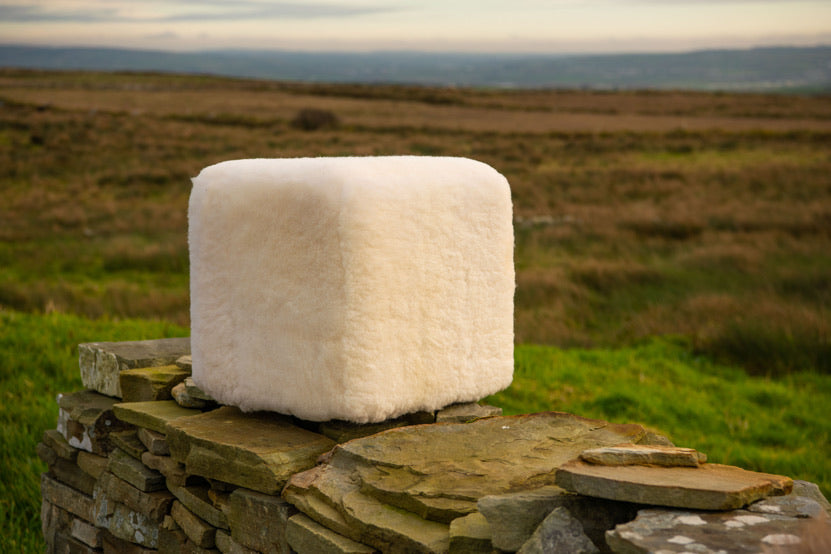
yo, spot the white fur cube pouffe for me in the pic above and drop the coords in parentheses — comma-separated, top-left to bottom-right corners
(188, 156, 514, 423)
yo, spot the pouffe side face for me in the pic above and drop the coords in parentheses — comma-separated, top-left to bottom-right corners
(188, 156, 514, 423)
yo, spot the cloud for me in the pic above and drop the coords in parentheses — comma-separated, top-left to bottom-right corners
(0, 4, 120, 22)
(0, 1, 393, 23)
(143, 31, 180, 40)
(159, 1, 395, 22)
(626, 0, 820, 3)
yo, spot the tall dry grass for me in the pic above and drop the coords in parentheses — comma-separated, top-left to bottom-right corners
(1, 69, 829, 374)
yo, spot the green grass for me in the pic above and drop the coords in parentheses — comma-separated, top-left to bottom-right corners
(0, 308, 187, 553)
(3, 310, 829, 551)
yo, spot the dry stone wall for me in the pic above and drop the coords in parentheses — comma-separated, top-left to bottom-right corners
(40, 338, 831, 553)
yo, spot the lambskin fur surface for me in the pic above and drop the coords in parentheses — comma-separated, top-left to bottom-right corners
(188, 156, 514, 423)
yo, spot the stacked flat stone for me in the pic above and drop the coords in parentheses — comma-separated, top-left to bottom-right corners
(40, 339, 505, 553)
(41, 339, 831, 553)
(39, 339, 192, 552)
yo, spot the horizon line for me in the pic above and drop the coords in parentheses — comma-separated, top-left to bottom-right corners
(3, 41, 831, 59)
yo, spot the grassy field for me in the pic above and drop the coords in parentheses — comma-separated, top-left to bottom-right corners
(0, 309, 188, 552)
(1, 69, 830, 550)
(2, 69, 829, 372)
(2, 309, 829, 552)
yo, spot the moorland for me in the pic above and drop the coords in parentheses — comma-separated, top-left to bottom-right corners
(4, 44, 830, 91)
(1, 68, 830, 550)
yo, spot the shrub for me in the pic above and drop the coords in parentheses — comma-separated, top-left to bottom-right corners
(289, 108, 340, 131)
(694, 303, 831, 376)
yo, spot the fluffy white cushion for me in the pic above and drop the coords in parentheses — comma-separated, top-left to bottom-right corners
(189, 156, 514, 423)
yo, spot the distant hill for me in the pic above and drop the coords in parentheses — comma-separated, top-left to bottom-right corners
(1, 44, 829, 92)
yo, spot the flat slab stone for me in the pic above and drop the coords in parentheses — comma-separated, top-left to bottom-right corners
(79, 337, 190, 397)
(167, 479, 229, 530)
(171, 500, 216, 549)
(355, 464, 478, 523)
(36, 442, 57, 466)
(448, 512, 492, 553)
(317, 411, 434, 443)
(335, 412, 660, 519)
(46, 455, 98, 496)
(171, 376, 218, 409)
(108, 448, 165, 492)
(43, 428, 79, 461)
(180, 376, 214, 402)
(119, 365, 190, 402)
(71, 517, 102, 549)
(106, 502, 161, 548)
(556, 459, 792, 511)
(580, 443, 706, 467)
(166, 406, 336, 494)
(435, 402, 502, 423)
(283, 468, 356, 541)
(284, 464, 451, 554)
(57, 390, 132, 454)
(95, 471, 174, 522)
(287, 513, 376, 554)
(77, 451, 108, 480)
(42, 500, 73, 549)
(111, 430, 147, 459)
(606, 504, 831, 554)
(41, 473, 95, 523)
(113, 400, 202, 434)
(228, 488, 298, 553)
(284, 412, 666, 553)
(141, 451, 189, 486)
(137, 427, 169, 456)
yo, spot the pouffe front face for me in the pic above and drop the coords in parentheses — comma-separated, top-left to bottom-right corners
(188, 156, 514, 423)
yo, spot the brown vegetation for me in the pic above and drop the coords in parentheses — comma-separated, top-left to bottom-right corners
(290, 108, 340, 131)
(1, 68, 829, 374)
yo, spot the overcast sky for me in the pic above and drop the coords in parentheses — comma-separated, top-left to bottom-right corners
(1, 0, 830, 54)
